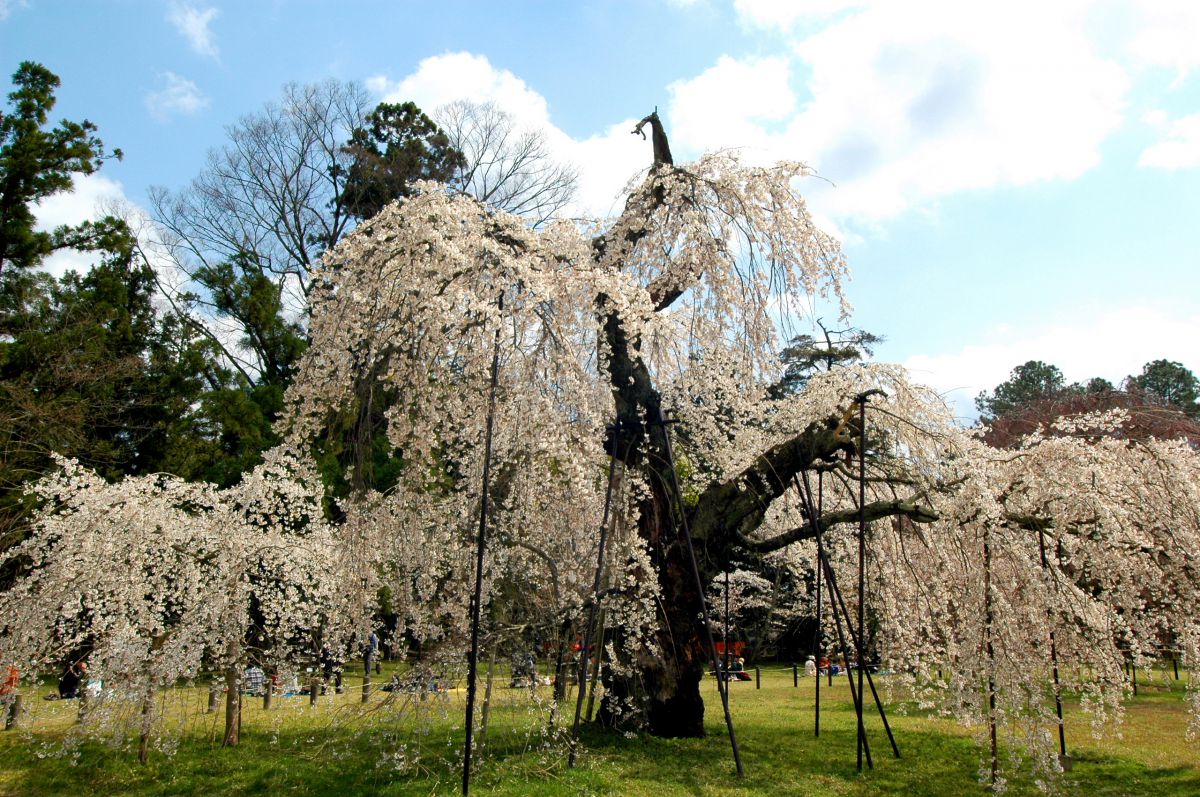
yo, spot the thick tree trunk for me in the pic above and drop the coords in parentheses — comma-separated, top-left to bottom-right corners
(592, 113, 939, 739)
(598, 462, 712, 737)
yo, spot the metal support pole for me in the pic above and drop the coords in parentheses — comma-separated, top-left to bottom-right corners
(815, 470, 824, 735)
(363, 650, 372, 704)
(724, 570, 731, 677)
(819, 545, 899, 760)
(983, 526, 999, 788)
(658, 409, 745, 777)
(1037, 530, 1067, 759)
(821, 549, 874, 770)
(856, 396, 867, 771)
(462, 316, 503, 797)
(755, 667, 761, 689)
(797, 471, 871, 768)
(799, 470, 899, 760)
(569, 422, 624, 767)
(584, 614, 606, 723)
(793, 664, 798, 687)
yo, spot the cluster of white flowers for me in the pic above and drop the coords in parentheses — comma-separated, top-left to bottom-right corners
(0, 451, 354, 747)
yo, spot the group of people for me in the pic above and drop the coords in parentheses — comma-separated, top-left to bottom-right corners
(715, 656, 753, 681)
(804, 655, 860, 676)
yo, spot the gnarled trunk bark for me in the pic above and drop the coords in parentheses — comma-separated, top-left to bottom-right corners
(591, 112, 939, 739)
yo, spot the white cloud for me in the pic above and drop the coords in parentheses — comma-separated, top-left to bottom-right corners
(667, 55, 795, 155)
(168, 2, 220, 59)
(902, 304, 1200, 420)
(673, 0, 1129, 220)
(0, 0, 29, 21)
(32, 173, 128, 278)
(30, 175, 214, 329)
(368, 52, 651, 217)
(1139, 112, 1200, 170)
(371, 52, 553, 129)
(1128, 0, 1200, 79)
(145, 72, 209, 121)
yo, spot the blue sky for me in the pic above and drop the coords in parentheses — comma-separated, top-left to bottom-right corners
(4, 0, 1198, 418)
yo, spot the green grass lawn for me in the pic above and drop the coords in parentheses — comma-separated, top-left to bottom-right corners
(1, 663, 1197, 796)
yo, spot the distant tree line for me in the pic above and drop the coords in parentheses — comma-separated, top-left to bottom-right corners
(976, 359, 1200, 448)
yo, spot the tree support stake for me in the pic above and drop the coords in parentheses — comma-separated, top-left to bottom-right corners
(462, 309, 503, 796)
(569, 420, 625, 767)
(658, 409, 745, 778)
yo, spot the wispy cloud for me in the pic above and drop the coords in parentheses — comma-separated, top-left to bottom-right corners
(1140, 112, 1200, 170)
(145, 72, 209, 121)
(168, 2, 220, 59)
(0, 0, 29, 21)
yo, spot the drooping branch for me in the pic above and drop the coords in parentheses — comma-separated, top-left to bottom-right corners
(743, 500, 940, 555)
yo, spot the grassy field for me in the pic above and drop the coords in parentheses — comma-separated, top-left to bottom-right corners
(1, 663, 1197, 796)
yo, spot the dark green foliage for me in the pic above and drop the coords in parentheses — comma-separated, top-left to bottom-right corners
(1078, 376, 1115, 394)
(1126, 359, 1199, 418)
(772, 324, 882, 397)
(160, 254, 308, 487)
(975, 360, 1066, 422)
(191, 253, 307, 387)
(0, 251, 211, 544)
(0, 62, 121, 277)
(339, 101, 465, 220)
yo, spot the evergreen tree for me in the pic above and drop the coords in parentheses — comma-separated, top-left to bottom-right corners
(339, 101, 465, 220)
(1126, 359, 1199, 418)
(975, 360, 1065, 422)
(0, 61, 122, 280)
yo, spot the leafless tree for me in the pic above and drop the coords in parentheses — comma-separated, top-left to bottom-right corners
(150, 79, 371, 298)
(434, 100, 578, 224)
